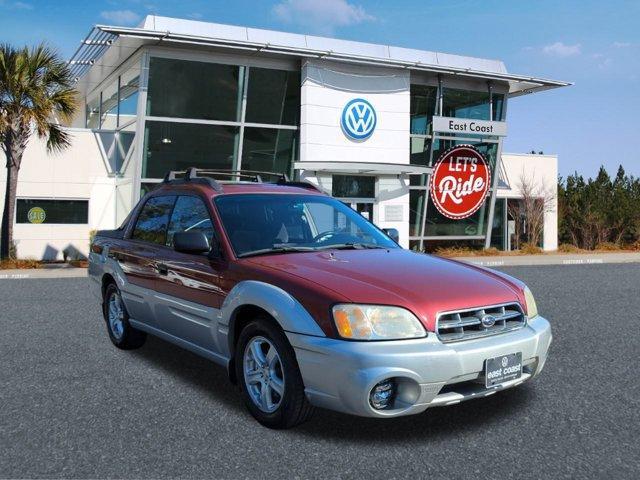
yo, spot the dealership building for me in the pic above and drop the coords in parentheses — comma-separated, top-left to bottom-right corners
(0, 15, 568, 260)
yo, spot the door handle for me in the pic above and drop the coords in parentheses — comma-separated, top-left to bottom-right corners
(156, 263, 168, 275)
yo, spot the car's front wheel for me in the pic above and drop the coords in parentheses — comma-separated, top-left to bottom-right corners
(235, 318, 314, 429)
(102, 282, 146, 350)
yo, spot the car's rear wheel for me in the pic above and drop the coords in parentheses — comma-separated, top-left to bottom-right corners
(102, 282, 146, 349)
(235, 317, 314, 429)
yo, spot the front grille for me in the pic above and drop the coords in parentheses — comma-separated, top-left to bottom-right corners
(436, 303, 526, 343)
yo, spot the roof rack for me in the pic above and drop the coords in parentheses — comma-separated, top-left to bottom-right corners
(161, 168, 320, 192)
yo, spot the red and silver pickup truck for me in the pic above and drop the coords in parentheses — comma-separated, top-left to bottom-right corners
(89, 168, 552, 429)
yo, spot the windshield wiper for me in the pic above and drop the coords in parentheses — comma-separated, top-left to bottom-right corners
(318, 243, 387, 251)
(237, 246, 316, 258)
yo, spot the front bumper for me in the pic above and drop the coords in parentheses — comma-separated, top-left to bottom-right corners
(286, 315, 552, 418)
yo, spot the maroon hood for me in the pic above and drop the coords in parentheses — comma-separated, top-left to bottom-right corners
(246, 249, 525, 332)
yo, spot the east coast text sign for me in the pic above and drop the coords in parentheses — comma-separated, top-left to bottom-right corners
(432, 116, 507, 137)
(341, 98, 377, 140)
(429, 145, 491, 220)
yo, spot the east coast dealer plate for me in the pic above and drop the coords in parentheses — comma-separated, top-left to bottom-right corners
(485, 352, 522, 388)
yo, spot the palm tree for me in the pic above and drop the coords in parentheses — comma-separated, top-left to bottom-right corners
(0, 43, 78, 259)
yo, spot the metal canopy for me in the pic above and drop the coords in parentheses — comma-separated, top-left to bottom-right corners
(69, 16, 571, 97)
(294, 161, 432, 176)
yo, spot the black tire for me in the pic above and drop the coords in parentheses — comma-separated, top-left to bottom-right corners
(102, 282, 146, 350)
(235, 317, 315, 429)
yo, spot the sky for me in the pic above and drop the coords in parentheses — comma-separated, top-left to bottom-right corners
(1, 0, 638, 179)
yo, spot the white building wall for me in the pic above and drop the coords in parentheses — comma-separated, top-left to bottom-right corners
(0, 129, 118, 260)
(299, 60, 411, 247)
(497, 153, 558, 251)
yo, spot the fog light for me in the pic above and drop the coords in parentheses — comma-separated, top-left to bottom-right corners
(369, 379, 396, 410)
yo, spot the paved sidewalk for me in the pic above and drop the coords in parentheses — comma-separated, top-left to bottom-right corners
(0, 267, 87, 280)
(452, 251, 640, 267)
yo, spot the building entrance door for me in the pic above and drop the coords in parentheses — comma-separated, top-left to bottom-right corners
(340, 201, 374, 222)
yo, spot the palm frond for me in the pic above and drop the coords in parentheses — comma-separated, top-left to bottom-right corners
(46, 123, 71, 153)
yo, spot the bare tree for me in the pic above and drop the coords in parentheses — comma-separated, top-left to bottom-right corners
(509, 170, 556, 249)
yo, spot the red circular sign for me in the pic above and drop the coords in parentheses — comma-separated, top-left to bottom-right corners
(429, 145, 491, 220)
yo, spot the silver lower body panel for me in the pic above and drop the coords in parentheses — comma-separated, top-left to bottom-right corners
(287, 316, 552, 418)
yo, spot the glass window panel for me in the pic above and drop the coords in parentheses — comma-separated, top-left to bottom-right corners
(166, 196, 215, 247)
(424, 196, 490, 237)
(100, 80, 119, 129)
(332, 175, 375, 198)
(492, 93, 506, 121)
(490, 198, 505, 249)
(410, 85, 438, 134)
(410, 136, 431, 166)
(118, 65, 140, 127)
(86, 95, 100, 129)
(442, 88, 491, 120)
(143, 121, 239, 179)
(147, 57, 242, 121)
(245, 67, 300, 125)
(409, 190, 426, 237)
(241, 127, 296, 175)
(16, 199, 88, 224)
(131, 195, 176, 245)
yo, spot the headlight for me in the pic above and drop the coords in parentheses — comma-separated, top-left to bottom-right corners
(524, 286, 539, 319)
(332, 304, 426, 340)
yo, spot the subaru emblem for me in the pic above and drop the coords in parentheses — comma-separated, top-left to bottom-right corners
(341, 98, 377, 140)
(480, 314, 496, 328)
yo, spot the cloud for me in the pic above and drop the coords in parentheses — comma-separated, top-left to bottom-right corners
(272, 0, 375, 34)
(100, 9, 141, 25)
(187, 13, 203, 20)
(612, 41, 631, 48)
(542, 41, 581, 57)
(0, 0, 33, 9)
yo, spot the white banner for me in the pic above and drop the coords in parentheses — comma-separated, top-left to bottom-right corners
(432, 116, 508, 137)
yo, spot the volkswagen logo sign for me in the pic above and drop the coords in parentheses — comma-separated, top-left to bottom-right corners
(341, 98, 377, 141)
(480, 314, 496, 328)
(501, 356, 509, 368)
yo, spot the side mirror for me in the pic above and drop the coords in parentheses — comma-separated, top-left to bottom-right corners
(173, 231, 211, 254)
(382, 228, 400, 244)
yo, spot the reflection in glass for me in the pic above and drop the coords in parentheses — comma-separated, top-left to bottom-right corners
(332, 175, 375, 198)
(100, 80, 119, 129)
(131, 196, 176, 245)
(147, 57, 242, 121)
(424, 197, 490, 237)
(118, 66, 139, 127)
(143, 121, 239, 179)
(166, 196, 215, 247)
(241, 127, 296, 175)
(410, 85, 438, 134)
(409, 190, 426, 237)
(86, 96, 100, 129)
(442, 88, 491, 120)
(245, 67, 299, 125)
(492, 93, 505, 121)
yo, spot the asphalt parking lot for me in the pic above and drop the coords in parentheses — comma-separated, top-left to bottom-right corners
(1, 264, 639, 479)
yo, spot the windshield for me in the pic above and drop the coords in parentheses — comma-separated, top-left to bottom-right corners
(215, 194, 398, 257)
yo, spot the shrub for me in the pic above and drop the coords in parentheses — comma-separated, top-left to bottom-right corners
(558, 243, 583, 253)
(520, 243, 543, 255)
(0, 258, 41, 270)
(595, 242, 621, 251)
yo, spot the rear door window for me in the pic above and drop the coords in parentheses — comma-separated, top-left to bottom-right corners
(131, 195, 176, 245)
(166, 196, 216, 247)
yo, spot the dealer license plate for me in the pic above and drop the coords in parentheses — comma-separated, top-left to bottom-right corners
(485, 352, 522, 388)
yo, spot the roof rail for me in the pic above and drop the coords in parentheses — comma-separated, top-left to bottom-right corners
(162, 168, 321, 192)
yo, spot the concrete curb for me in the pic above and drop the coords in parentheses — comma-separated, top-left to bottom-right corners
(0, 268, 87, 280)
(450, 252, 640, 267)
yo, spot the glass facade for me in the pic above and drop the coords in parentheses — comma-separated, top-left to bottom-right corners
(147, 57, 243, 121)
(142, 57, 300, 184)
(408, 80, 507, 249)
(143, 121, 239, 178)
(442, 88, 491, 120)
(245, 67, 300, 125)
